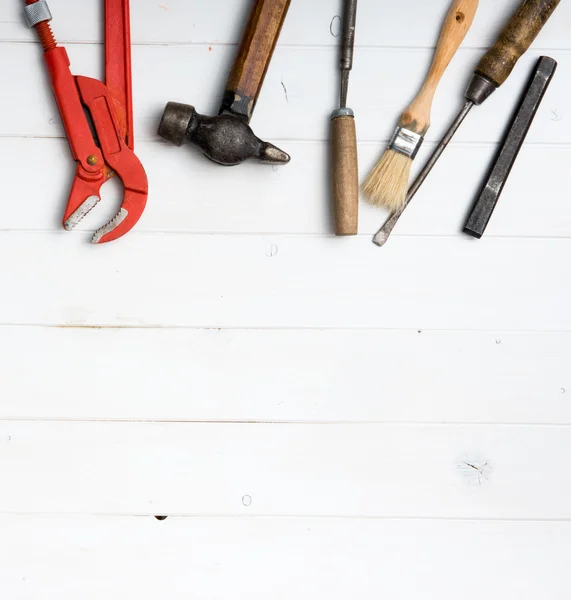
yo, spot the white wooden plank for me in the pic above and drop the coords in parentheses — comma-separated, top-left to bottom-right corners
(3, 43, 569, 144)
(2, 137, 570, 238)
(0, 233, 568, 330)
(0, 327, 569, 424)
(0, 421, 570, 517)
(0, 1, 569, 590)
(2, 0, 569, 49)
(1, 515, 570, 600)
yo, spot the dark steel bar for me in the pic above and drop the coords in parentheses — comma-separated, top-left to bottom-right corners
(339, 0, 358, 108)
(464, 56, 557, 239)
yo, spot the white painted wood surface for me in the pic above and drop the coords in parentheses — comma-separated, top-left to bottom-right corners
(2, 517, 570, 600)
(1, 0, 570, 598)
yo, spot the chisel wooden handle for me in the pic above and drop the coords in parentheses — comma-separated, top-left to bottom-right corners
(331, 114, 359, 235)
(221, 0, 291, 122)
(402, 0, 479, 135)
(476, 0, 560, 87)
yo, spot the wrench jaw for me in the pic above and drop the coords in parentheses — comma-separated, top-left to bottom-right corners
(90, 145, 149, 244)
(73, 76, 148, 244)
(64, 195, 100, 231)
(63, 164, 110, 231)
(92, 188, 148, 245)
(63, 159, 147, 244)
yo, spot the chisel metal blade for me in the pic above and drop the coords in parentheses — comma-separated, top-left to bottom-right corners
(464, 56, 557, 239)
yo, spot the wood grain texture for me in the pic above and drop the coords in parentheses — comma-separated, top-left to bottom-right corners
(1, 138, 570, 237)
(2, 516, 570, 600)
(331, 115, 359, 235)
(3, 0, 570, 48)
(476, 0, 561, 87)
(401, 0, 479, 134)
(223, 0, 291, 120)
(5, 44, 571, 145)
(0, 327, 569, 424)
(0, 234, 569, 331)
(1, 421, 571, 518)
(1, 2, 571, 596)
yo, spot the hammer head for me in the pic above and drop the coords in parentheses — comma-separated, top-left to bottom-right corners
(158, 102, 290, 167)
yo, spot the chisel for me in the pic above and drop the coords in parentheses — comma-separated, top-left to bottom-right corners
(464, 56, 557, 239)
(374, 0, 561, 247)
(331, 0, 359, 236)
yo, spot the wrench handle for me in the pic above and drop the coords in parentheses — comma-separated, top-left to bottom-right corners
(221, 0, 291, 122)
(476, 0, 560, 87)
(105, 0, 134, 149)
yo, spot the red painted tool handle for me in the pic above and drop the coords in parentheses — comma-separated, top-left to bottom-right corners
(44, 49, 104, 172)
(25, 0, 104, 174)
(105, 0, 134, 149)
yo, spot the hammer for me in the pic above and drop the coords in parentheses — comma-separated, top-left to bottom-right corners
(158, 0, 291, 167)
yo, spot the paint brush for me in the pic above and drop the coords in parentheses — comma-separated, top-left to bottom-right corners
(362, 0, 479, 212)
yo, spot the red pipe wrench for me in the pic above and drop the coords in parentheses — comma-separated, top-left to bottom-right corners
(24, 0, 148, 244)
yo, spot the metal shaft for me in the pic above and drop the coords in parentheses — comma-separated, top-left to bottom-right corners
(105, 0, 134, 150)
(339, 0, 358, 108)
(464, 56, 557, 238)
(373, 100, 474, 247)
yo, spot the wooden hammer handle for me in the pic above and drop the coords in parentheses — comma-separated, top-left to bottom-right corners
(221, 0, 291, 122)
(401, 0, 479, 135)
(331, 115, 359, 236)
(476, 0, 560, 87)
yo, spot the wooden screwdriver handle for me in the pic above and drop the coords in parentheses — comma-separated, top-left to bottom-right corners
(331, 115, 359, 236)
(221, 0, 291, 122)
(476, 0, 560, 87)
(401, 0, 479, 135)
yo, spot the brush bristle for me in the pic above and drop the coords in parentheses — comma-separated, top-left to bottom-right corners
(362, 149, 412, 212)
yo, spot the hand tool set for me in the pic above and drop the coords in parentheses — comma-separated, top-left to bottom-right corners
(21, 0, 562, 247)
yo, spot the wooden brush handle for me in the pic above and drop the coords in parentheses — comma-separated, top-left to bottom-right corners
(221, 0, 291, 122)
(476, 0, 560, 87)
(401, 0, 479, 134)
(331, 115, 359, 236)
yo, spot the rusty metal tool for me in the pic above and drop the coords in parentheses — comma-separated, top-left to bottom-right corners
(24, 0, 148, 244)
(331, 0, 359, 236)
(464, 56, 557, 238)
(158, 0, 291, 167)
(373, 0, 561, 247)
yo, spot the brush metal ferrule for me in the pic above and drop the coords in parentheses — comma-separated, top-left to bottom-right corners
(388, 126, 423, 159)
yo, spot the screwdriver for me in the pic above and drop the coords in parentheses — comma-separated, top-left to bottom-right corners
(331, 0, 359, 236)
(374, 0, 561, 247)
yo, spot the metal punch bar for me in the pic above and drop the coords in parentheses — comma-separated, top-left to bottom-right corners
(339, 0, 358, 108)
(464, 56, 557, 239)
